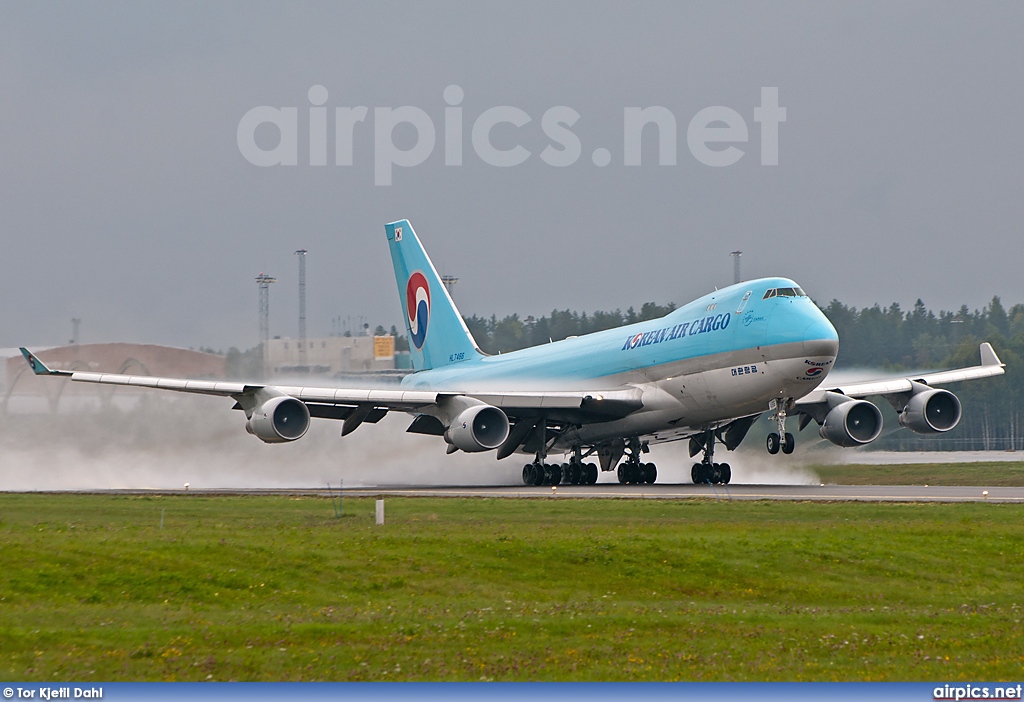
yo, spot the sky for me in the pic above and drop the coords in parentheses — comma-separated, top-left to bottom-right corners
(2, 1, 1022, 351)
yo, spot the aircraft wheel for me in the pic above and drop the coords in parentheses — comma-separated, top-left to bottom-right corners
(644, 463, 657, 484)
(569, 463, 580, 484)
(767, 432, 781, 455)
(709, 463, 720, 484)
(782, 433, 795, 454)
(533, 464, 545, 486)
(691, 463, 701, 484)
(720, 463, 732, 484)
(586, 463, 599, 484)
(550, 464, 563, 486)
(617, 464, 628, 484)
(522, 464, 532, 485)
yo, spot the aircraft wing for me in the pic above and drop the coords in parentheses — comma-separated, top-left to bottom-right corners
(18, 348, 644, 428)
(795, 342, 1004, 406)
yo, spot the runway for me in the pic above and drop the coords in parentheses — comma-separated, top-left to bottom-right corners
(34, 483, 1024, 503)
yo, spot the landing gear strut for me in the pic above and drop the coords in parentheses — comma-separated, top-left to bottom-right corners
(691, 429, 731, 485)
(767, 399, 795, 455)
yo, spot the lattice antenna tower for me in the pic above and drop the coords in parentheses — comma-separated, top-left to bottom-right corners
(441, 275, 459, 298)
(256, 273, 276, 373)
(731, 251, 742, 285)
(295, 249, 308, 366)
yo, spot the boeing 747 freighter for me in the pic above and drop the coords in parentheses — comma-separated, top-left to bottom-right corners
(21, 220, 1005, 485)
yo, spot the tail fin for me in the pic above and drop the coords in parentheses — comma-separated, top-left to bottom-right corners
(384, 220, 485, 371)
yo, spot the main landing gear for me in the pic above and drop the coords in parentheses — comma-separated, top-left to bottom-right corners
(616, 438, 657, 484)
(521, 438, 655, 486)
(766, 399, 795, 455)
(522, 431, 598, 486)
(522, 460, 598, 486)
(691, 429, 731, 485)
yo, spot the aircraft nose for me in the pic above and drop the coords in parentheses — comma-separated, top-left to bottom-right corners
(803, 335, 839, 358)
(802, 307, 839, 358)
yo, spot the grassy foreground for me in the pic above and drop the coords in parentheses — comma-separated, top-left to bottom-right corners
(811, 461, 1024, 486)
(0, 494, 1022, 681)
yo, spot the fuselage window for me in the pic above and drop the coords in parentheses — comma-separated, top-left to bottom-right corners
(762, 289, 777, 299)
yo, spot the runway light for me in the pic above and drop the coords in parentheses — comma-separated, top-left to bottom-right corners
(983, 490, 989, 499)
(551, 486, 557, 495)
(184, 482, 189, 491)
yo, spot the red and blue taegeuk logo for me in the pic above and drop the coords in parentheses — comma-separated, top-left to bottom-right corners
(406, 271, 430, 349)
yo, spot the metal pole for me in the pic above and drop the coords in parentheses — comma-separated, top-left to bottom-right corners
(256, 273, 276, 376)
(731, 251, 742, 285)
(295, 249, 307, 368)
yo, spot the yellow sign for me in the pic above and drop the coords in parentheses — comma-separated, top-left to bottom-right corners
(373, 335, 395, 359)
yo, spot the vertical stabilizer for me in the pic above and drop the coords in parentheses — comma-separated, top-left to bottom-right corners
(384, 220, 485, 371)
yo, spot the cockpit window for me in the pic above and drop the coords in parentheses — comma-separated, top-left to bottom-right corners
(763, 287, 807, 299)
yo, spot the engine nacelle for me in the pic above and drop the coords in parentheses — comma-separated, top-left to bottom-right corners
(819, 399, 883, 447)
(245, 396, 310, 443)
(444, 404, 510, 452)
(898, 388, 962, 434)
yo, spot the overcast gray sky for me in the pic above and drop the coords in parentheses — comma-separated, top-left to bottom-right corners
(2, 1, 1022, 351)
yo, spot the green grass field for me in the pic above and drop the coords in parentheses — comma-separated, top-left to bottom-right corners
(1, 494, 1022, 681)
(811, 461, 1024, 486)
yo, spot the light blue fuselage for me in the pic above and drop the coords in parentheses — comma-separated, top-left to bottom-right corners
(402, 277, 839, 449)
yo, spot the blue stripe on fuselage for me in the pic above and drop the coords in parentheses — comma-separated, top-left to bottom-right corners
(400, 277, 837, 390)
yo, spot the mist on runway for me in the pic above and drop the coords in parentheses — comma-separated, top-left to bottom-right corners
(0, 393, 927, 491)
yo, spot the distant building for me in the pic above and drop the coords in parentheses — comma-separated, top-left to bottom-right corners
(265, 336, 397, 376)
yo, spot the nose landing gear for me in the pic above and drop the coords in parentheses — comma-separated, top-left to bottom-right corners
(766, 399, 796, 455)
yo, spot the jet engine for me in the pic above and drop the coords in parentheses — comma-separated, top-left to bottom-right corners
(245, 396, 310, 443)
(444, 404, 510, 452)
(898, 387, 962, 434)
(819, 398, 883, 447)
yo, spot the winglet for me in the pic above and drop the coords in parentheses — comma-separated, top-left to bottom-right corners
(19, 348, 71, 376)
(980, 342, 1003, 368)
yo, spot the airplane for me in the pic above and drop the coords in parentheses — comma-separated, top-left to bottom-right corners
(20, 219, 1005, 486)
